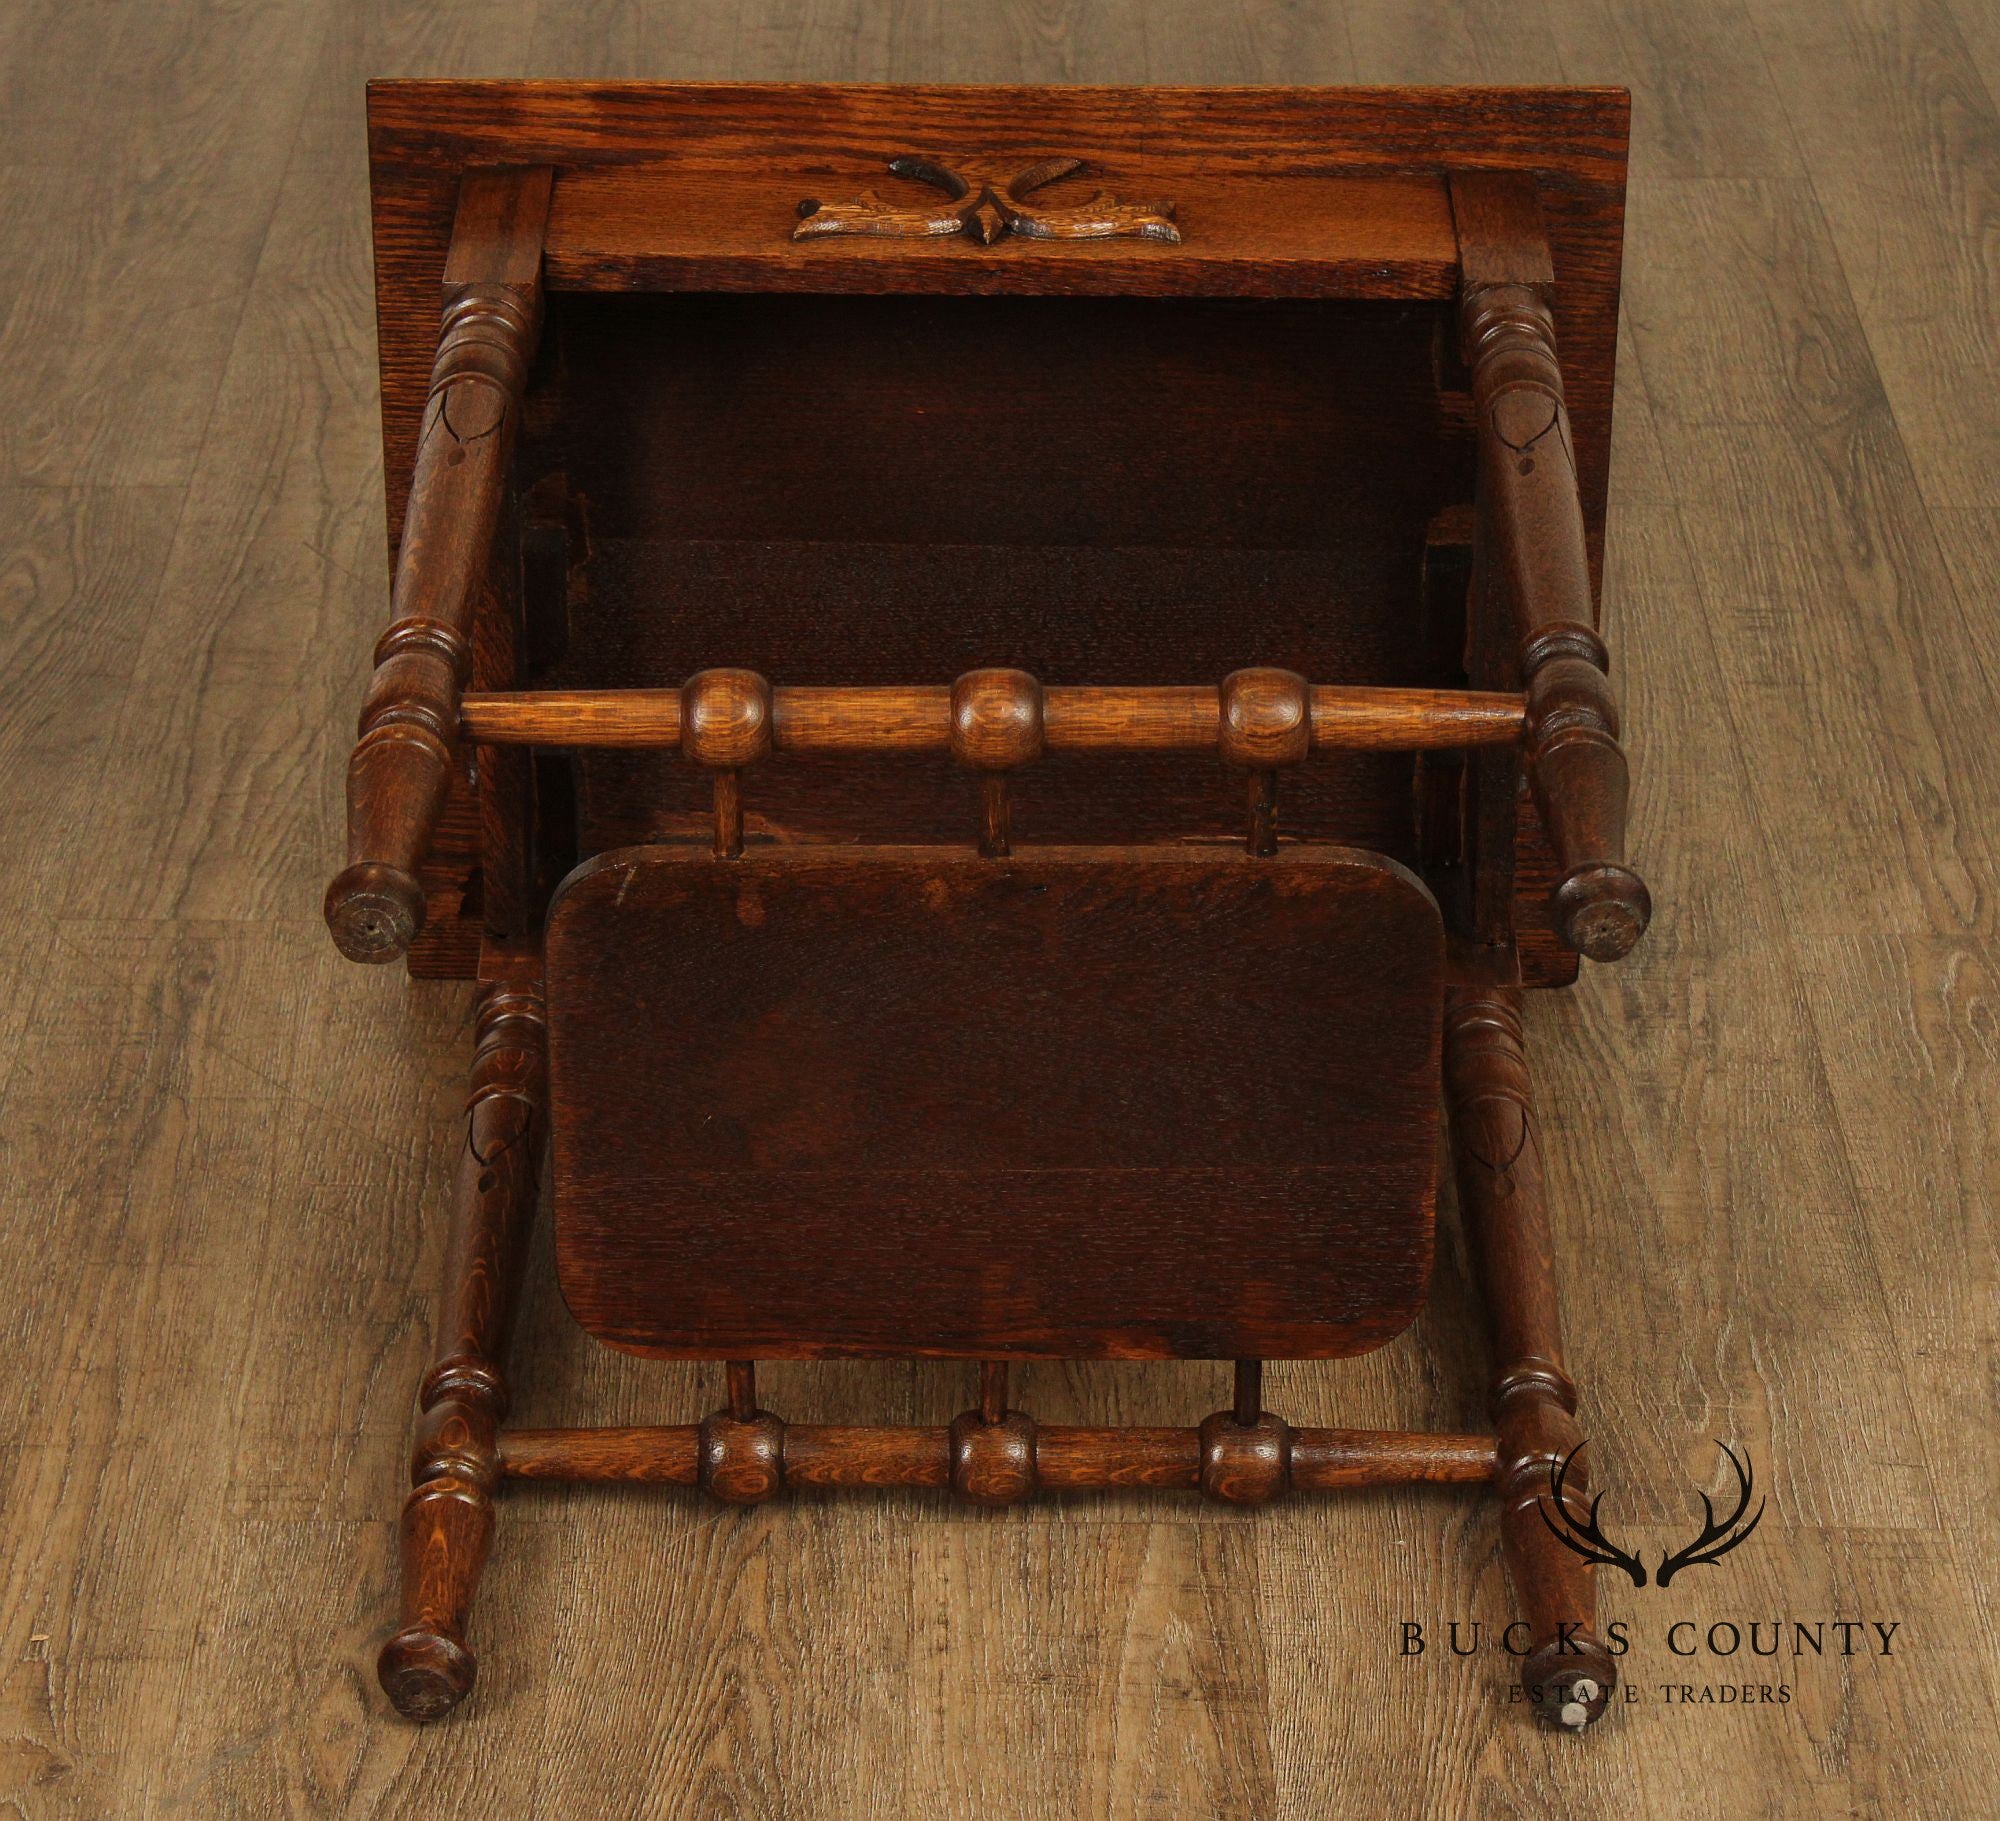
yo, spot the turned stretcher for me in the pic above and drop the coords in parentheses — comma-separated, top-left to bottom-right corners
(329, 81, 1645, 1730)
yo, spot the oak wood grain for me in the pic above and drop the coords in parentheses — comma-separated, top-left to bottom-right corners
(3, 0, 1997, 1814)
(547, 845, 1442, 1359)
(548, 165, 1462, 296)
(460, 680, 1528, 751)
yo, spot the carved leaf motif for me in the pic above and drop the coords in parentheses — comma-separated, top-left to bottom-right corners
(794, 154, 1180, 246)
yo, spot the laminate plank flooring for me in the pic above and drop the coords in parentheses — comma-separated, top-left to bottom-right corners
(0, 3, 1992, 1813)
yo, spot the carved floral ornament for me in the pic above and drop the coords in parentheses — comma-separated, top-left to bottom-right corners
(794, 154, 1181, 245)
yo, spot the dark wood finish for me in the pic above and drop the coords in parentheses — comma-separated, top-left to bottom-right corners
(1415, 505, 1476, 891)
(566, 168, 1443, 295)
(949, 668, 1047, 769)
(496, 1421, 1499, 1493)
(1243, 771, 1280, 856)
(1289, 1427, 1504, 1491)
(381, 1470, 489, 1724)
(1218, 668, 1312, 857)
(795, 155, 1179, 246)
(462, 680, 1527, 753)
(366, 83, 1624, 313)
(377, 952, 548, 1723)
(1444, 986, 1615, 1731)
(1215, 668, 1313, 769)
(678, 668, 773, 858)
(1232, 1358, 1263, 1426)
(326, 166, 551, 963)
(334, 82, 1647, 1736)
(679, 668, 776, 771)
(546, 299, 1451, 553)
(1198, 1412, 1292, 1505)
(978, 1360, 1010, 1424)
(976, 775, 1013, 858)
(534, 298, 1456, 899)
(546, 845, 1443, 1360)
(949, 1410, 1040, 1505)
(698, 1410, 788, 1504)
(1454, 172, 1648, 963)
(709, 770, 744, 860)
(471, 492, 536, 943)
(783, 1425, 949, 1490)
(365, 85, 1628, 984)
(725, 1360, 758, 1422)
(501, 1425, 703, 1486)
(367, 81, 1627, 569)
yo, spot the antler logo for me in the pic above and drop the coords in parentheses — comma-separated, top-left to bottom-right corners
(1540, 1442, 1765, 1589)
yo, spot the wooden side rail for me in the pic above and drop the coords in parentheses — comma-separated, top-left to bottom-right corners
(457, 676, 1528, 754)
(325, 167, 553, 964)
(497, 1418, 1499, 1503)
(1454, 173, 1649, 964)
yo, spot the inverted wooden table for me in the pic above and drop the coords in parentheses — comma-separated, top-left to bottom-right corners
(325, 81, 1646, 1732)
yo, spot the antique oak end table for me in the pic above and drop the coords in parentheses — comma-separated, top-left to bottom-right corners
(327, 81, 1646, 1730)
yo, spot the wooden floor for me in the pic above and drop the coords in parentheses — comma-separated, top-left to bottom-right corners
(2, 2, 1995, 1815)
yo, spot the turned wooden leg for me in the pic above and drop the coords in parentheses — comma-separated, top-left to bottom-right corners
(1444, 986, 1616, 1730)
(324, 169, 551, 965)
(378, 961, 546, 1723)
